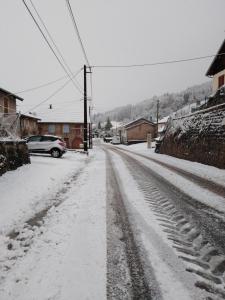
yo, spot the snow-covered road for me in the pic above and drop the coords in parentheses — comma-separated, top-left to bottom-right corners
(0, 143, 225, 300)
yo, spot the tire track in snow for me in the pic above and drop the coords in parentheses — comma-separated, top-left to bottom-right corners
(106, 150, 160, 300)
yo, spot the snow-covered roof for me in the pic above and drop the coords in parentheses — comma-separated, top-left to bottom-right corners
(124, 117, 155, 128)
(37, 105, 89, 123)
(0, 87, 23, 101)
(206, 39, 225, 76)
(158, 116, 169, 124)
(20, 112, 41, 120)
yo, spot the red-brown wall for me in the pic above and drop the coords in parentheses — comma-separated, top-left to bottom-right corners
(38, 122, 84, 149)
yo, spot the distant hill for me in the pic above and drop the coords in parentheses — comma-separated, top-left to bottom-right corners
(93, 81, 212, 124)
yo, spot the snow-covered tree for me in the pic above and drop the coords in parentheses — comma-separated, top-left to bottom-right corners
(105, 117, 112, 131)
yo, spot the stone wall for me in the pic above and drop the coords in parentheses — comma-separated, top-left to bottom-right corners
(160, 104, 225, 169)
(0, 141, 30, 176)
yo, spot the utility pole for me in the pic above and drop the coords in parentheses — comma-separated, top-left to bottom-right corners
(89, 105, 92, 149)
(156, 99, 159, 137)
(83, 65, 88, 153)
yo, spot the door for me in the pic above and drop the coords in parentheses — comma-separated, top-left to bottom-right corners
(72, 137, 83, 149)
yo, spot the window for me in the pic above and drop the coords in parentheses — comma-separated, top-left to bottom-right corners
(41, 136, 57, 142)
(218, 75, 224, 88)
(48, 124, 55, 134)
(3, 98, 9, 114)
(63, 124, 70, 134)
(28, 136, 42, 142)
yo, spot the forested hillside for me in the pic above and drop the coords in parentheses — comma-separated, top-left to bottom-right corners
(93, 81, 212, 124)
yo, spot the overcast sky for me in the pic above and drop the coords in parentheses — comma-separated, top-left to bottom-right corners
(1, 0, 225, 115)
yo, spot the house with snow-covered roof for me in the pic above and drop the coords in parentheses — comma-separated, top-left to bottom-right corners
(158, 116, 169, 138)
(37, 105, 89, 149)
(205, 39, 225, 108)
(118, 117, 156, 145)
(206, 39, 225, 92)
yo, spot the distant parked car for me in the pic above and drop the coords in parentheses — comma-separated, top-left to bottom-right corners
(26, 135, 67, 158)
(111, 136, 120, 144)
(103, 136, 113, 143)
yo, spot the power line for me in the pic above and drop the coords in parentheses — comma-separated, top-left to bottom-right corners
(66, 0, 90, 67)
(22, 0, 82, 94)
(24, 68, 83, 113)
(15, 74, 70, 94)
(0, 69, 83, 106)
(29, 0, 82, 92)
(91, 53, 225, 69)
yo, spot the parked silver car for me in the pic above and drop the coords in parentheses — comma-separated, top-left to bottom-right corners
(26, 135, 67, 158)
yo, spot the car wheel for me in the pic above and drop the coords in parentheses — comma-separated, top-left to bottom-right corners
(51, 148, 62, 158)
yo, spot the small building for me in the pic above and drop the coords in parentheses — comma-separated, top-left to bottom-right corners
(118, 118, 156, 144)
(0, 87, 23, 115)
(0, 87, 24, 139)
(158, 116, 169, 138)
(206, 39, 225, 92)
(38, 106, 89, 149)
(19, 113, 41, 138)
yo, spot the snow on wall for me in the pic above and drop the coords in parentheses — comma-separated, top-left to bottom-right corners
(160, 104, 225, 169)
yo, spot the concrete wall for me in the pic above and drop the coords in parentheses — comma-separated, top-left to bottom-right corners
(160, 104, 225, 169)
(0, 141, 30, 176)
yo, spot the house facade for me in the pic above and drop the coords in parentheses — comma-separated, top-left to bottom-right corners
(38, 122, 84, 149)
(119, 118, 156, 144)
(206, 39, 225, 92)
(158, 116, 169, 138)
(0, 87, 23, 115)
(0, 87, 23, 139)
(19, 113, 40, 138)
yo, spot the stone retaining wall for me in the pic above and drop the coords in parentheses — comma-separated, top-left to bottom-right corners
(160, 104, 225, 169)
(0, 141, 30, 176)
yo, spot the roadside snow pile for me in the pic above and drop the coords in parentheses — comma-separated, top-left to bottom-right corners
(115, 143, 225, 188)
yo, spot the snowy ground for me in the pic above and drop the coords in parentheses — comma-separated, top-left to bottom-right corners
(0, 150, 106, 300)
(0, 152, 87, 234)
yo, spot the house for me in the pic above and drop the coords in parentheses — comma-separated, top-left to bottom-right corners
(0, 88, 30, 175)
(158, 116, 169, 138)
(37, 106, 89, 149)
(204, 39, 225, 109)
(0, 87, 23, 115)
(19, 113, 41, 138)
(118, 118, 156, 145)
(0, 87, 23, 139)
(206, 39, 225, 93)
